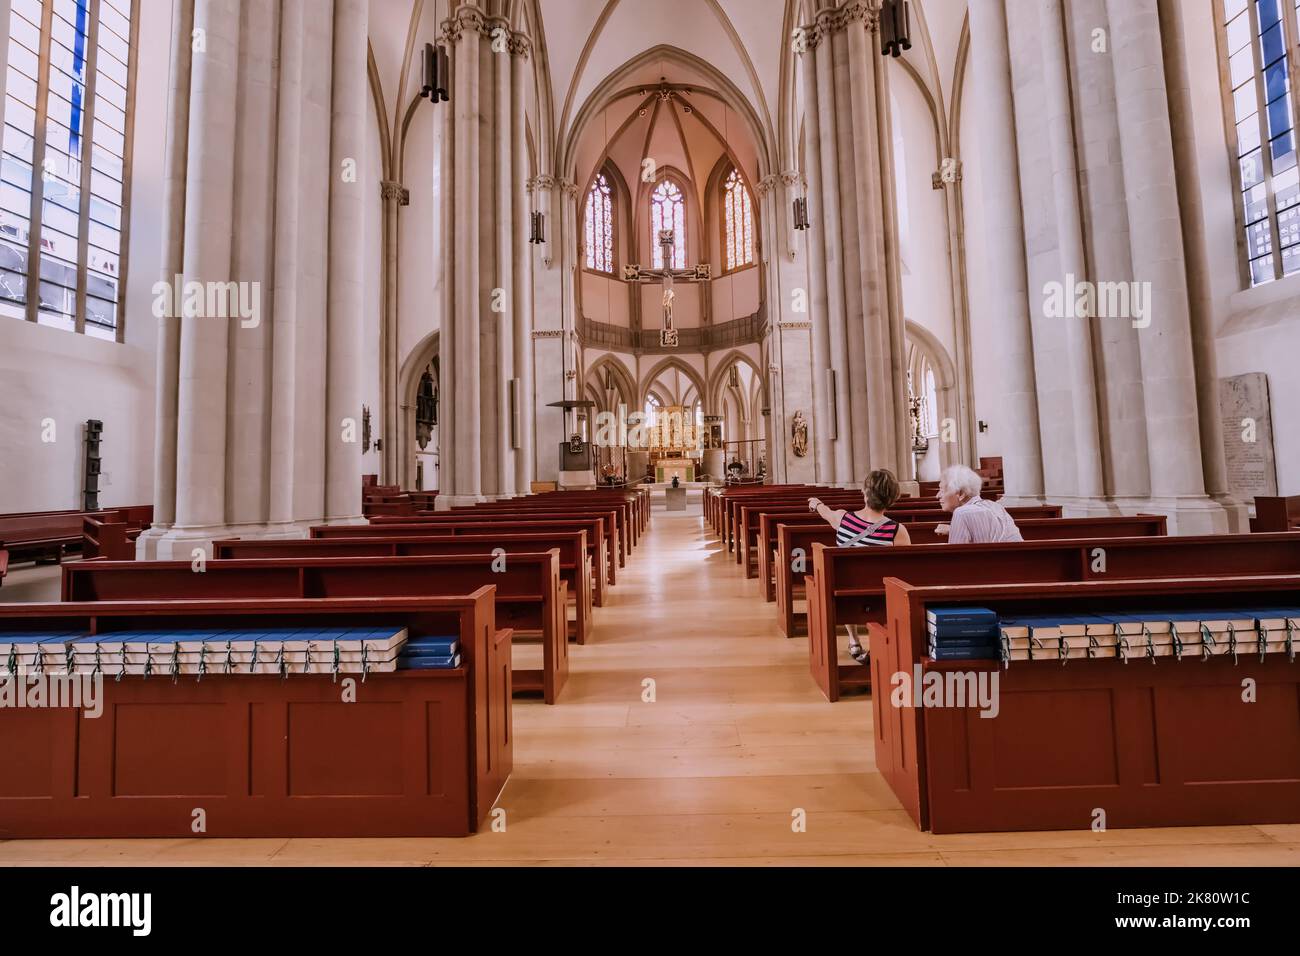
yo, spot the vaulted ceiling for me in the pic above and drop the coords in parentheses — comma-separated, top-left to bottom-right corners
(537, 0, 785, 153)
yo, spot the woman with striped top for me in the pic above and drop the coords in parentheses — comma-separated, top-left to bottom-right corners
(808, 470, 911, 664)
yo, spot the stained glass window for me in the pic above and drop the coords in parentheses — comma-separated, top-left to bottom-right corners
(1217, 0, 1300, 285)
(584, 171, 613, 273)
(650, 179, 685, 270)
(722, 168, 754, 271)
(0, 0, 136, 337)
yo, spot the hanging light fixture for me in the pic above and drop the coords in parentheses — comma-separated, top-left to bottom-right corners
(529, 209, 545, 244)
(793, 195, 810, 231)
(421, 43, 451, 102)
(880, 0, 912, 58)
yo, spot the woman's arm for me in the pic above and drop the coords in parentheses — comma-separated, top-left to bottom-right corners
(807, 497, 846, 528)
(894, 523, 912, 546)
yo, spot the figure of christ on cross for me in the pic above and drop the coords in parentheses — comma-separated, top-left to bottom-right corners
(623, 229, 711, 347)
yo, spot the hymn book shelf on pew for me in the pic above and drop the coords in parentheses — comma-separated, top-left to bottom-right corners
(872, 575, 1300, 834)
(0, 595, 513, 838)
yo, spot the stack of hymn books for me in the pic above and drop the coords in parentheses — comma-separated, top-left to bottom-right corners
(397, 635, 461, 670)
(3, 628, 411, 678)
(997, 609, 1300, 664)
(926, 607, 1000, 660)
(1, 631, 89, 676)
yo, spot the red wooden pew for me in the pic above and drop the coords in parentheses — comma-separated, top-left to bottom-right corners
(317, 518, 612, 604)
(366, 513, 620, 588)
(806, 528, 1293, 702)
(876, 574, 1300, 833)
(214, 531, 594, 645)
(0, 593, 511, 837)
(737, 503, 1063, 576)
(1251, 495, 1300, 532)
(63, 552, 569, 704)
(775, 514, 1169, 641)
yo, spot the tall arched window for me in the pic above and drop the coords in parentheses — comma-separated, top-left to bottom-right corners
(584, 171, 613, 273)
(1, 0, 138, 340)
(1216, 0, 1300, 286)
(650, 179, 685, 269)
(722, 168, 754, 271)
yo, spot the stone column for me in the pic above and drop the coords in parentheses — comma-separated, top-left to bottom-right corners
(142, 0, 194, 553)
(511, 35, 536, 494)
(1158, 0, 1246, 527)
(966, 0, 1044, 502)
(1105, 0, 1224, 532)
(795, 34, 836, 483)
(170, 0, 239, 541)
(1039, 0, 1105, 503)
(437, 6, 533, 502)
(141, 0, 361, 557)
(795, 0, 908, 487)
(325, 0, 367, 522)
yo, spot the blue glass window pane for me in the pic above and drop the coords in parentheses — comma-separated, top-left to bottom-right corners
(1261, 22, 1286, 65)
(1273, 130, 1297, 168)
(1265, 56, 1289, 101)
(1258, 0, 1282, 33)
(1267, 91, 1292, 137)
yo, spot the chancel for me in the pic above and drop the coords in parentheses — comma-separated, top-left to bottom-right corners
(1, 0, 1300, 884)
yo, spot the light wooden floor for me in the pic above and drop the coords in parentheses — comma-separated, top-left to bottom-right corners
(2, 504, 1297, 866)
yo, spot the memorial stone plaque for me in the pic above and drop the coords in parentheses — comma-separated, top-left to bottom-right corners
(1219, 372, 1278, 500)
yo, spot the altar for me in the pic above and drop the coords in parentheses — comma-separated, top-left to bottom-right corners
(655, 459, 696, 483)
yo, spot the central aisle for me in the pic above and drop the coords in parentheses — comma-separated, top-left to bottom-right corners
(2, 501, 1292, 864)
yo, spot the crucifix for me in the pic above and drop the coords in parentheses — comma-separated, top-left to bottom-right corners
(623, 229, 710, 348)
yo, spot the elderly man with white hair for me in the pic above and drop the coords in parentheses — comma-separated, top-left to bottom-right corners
(935, 464, 1023, 544)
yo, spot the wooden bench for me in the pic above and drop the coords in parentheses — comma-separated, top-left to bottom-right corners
(0, 505, 152, 564)
(725, 491, 866, 554)
(806, 528, 1292, 702)
(776, 515, 1170, 642)
(0, 593, 511, 837)
(369, 512, 621, 586)
(320, 517, 612, 604)
(1251, 495, 1300, 532)
(707, 484, 812, 533)
(875, 574, 1300, 833)
(63, 551, 570, 704)
(448, 498, 639, 556)
(738, 503, 1063, 576)
(81, 507, 153, 561)
(0, 549, 7, 589)
(214, 531, 594, 645)
(533, 488, 650, 533)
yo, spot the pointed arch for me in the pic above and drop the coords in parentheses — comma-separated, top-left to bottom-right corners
(705, 349, 763, 416)
(586, 353, 638, 414)
(905, 320, 960, 472)
(638, 355, 707, 410)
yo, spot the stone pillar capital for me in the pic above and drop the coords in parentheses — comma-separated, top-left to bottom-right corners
(796, 0, 882, 52)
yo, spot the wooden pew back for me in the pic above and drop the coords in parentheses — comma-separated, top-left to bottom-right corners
(775, 514, 1170, 639)
(806, 528, 1286, 703)
(62, 553, 568, 703)
(0, 593, 510, 837)
(1252, 495, 1300, 532)
(214, 531, 593, 644)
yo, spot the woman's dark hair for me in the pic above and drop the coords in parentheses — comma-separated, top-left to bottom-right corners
(862, 469, 901, 511)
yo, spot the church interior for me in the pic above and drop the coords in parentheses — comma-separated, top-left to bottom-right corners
(0, 0, 1299, 876)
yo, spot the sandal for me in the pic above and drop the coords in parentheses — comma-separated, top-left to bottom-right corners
(847, 640, 869, 665)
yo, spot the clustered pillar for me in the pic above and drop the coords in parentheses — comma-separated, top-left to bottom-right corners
(140, 0, 365, 558)
(795, 0, 910, 489)
(437, 3, 534, 505)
